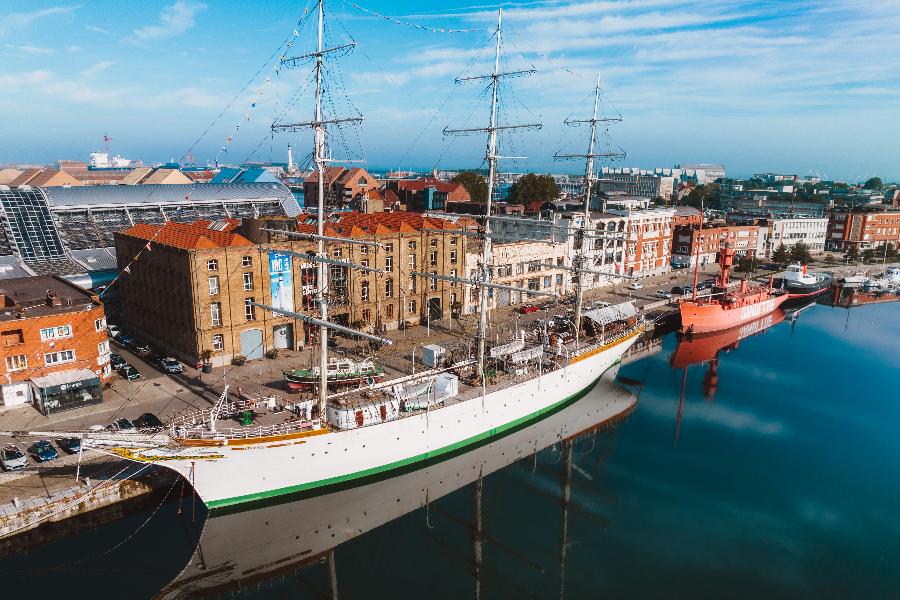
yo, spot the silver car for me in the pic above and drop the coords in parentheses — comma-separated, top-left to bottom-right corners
(1, 445, 28, 471)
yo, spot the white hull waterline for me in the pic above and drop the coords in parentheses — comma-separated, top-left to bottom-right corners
(113, 329, 639, 511)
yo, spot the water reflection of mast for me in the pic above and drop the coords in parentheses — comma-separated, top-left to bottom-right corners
(559, 441, 572, 600)
(675, 368, 687, 448)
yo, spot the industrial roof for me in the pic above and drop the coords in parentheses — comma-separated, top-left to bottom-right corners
(0, 255, 34, 280)
(70, 247, 118, 270)
(120, 222, 253, 250)
(44, 182, 293, 208)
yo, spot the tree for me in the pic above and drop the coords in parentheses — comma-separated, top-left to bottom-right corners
(678, 183, 720, 209)
(846, 245, 859, 262)
(771, 242, 790, 265)
(825, 254, 836, 264)
(789, 241, 812, 265)
(876, 242, 897, 260)
(450, 171, 488, 203)
(736, 254, 759, 278)
(862, 248, 876, 262)
(507, 173, 561, 205)
(863, 177, 883, 190)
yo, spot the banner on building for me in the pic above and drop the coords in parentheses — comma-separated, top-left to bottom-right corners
(269, 252, 294, 314)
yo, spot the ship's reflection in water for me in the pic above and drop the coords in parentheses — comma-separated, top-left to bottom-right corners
(155, 371, 637, 600)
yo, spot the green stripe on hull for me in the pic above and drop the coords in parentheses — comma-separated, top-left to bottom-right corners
(208, 360, 621, 516)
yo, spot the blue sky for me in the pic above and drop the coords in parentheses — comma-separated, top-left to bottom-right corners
(1, 1, 897, 182)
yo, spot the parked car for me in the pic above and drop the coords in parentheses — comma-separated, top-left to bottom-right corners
(593, 301, 612, 309)
(106, 324, 121, 338)
(120, 365, 141, 380)
(540, 299, 558, 309)
(160, 358, 182, 374)
(134, 413, 165, 429)
(695, 282, 709, 291)
(519, 304, 538, 314)
(561, 295, 577, 306)
(30, 440, 59, 463)
(628, 282, 644, 290)
(107, 418, 136, 432)
(1, 445, 28, 471)
(59, 438, 83, 454)
(656, 290, 672, 299)
(127, 339, 150, 353)
(147, 350, 166, 366)
(115, 334, 132, 345)
(683, 284, 694, 294)
(109, 354, 127, 370)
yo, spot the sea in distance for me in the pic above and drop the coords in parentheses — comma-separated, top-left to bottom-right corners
(2, 297, 898, 599)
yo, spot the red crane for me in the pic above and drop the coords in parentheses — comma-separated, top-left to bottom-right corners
(103, 132, 113, 161)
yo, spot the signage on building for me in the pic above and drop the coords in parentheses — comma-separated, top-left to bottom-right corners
(269, 252, 294, 314)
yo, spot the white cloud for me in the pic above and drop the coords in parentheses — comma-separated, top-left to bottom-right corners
(4, 44, 54, 55)
(133, 1, 207, 40)
(0, 6, 80, 34)
(84, 25, 111, 35)
(82, 61, 116, 77)
(639, 393, 785, 436)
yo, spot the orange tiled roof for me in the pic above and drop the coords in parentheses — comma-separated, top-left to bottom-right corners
(121, 221, 252, 250)
(296, 211, 458, 238)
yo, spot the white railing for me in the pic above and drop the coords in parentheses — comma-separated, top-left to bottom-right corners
(174, 419, 313, 441)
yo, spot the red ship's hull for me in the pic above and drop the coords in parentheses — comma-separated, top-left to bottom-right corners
(679, 292, 788, 333)
(669, 309, 786, 369)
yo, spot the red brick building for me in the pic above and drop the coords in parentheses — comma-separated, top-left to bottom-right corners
(0, 276, 111, 415)
(671, 224, 762, 267)
(825, 207, 900, 252)
(385, 177, 471, 212)
(303, 167, 379, 209)
(673, 205, 702, 227)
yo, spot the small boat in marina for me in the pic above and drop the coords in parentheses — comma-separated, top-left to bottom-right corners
(283, 356, 385, 390)
(774, 263, 833, 299)
(841, 271, 870, 286)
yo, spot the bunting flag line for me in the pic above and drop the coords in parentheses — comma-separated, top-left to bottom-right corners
(515, 32, 589, 80)
(347, 3, 490, 33)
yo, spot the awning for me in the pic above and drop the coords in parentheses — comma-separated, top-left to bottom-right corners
(31, 368, 99, 390)
(583, 301, 637, 326)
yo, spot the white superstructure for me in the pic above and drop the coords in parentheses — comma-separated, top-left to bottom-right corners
(89, 152, 132, 168)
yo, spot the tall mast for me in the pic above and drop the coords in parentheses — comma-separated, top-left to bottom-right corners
(573, 73, 602, 347)
(314, 0, 329, 417)
(555, 72, 625, 348)
(476, 9, 503, 379)
(444, 9, 540, 379)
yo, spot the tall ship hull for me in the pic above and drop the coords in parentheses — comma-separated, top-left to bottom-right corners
(154, 371, 637, 599)
(114, 326, 641, 511)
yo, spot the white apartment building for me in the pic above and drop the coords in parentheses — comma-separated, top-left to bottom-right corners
(761, 217, 828, 257)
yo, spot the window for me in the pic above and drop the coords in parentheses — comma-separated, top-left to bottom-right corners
(544, 276, 551, 288)
(2, 329, 23, 346)
(361, 281, 370, 302)
(385, 256, 393, 272)
(333, 247, 343, 257)
(98, 341, 110, 355)
(94, 317, 106, 332)
(211, 303, 222, 326)
(361, 259, 369, 268)
(212, 335, 223, 351)
(45, 350, 75, 366)
(207, 259, 218, 271)
(362, 308, 371, 323)
(430, 251, 438, 266)
(450, 293, 456, 305)
(40, 326, 72, 342)
(516, 263, 524, 275)
(360, 245, 368, 255)
(450, 269, 457, 287)
(385, 243, 394, 252)
(557, 258, 564, 266)
(243, 272, 254, 291)
(556, 274, 563, 285)
(450, 249, 457, 263)
(409, 275, 416, 293)
(408, 300, 417, 314)
(385, 278, 394, 298)
(430, 239, 437, 247)
(386, 303, 394, 318)
(409, 254, 417, 269)
(408, 240, 416, 250)
(450, 237, 458, 245)
(245, 298, 256, 321)
(430, 271, 437, 290)
(242, 256, 252, 267)
(6, 355, 27, 371)
(208, 276, 220, 295)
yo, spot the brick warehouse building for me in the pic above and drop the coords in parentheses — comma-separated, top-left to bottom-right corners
(671, 224, 762, 268)
(0, 276, 111, 414)
(114, 212, 463, 366)
(825, 207, 900, 252)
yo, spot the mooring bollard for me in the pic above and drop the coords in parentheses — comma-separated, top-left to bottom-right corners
(85, 477, 91, 487)
(13, 497, 20, 508)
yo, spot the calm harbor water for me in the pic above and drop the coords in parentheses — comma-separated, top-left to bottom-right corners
(2, 298, 899, 599)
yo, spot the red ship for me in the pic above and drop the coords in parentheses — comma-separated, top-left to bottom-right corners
(679, 246, 788, 333)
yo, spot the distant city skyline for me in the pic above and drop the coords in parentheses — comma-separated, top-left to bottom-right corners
(1, 1, 897, 183)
